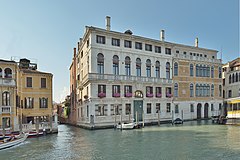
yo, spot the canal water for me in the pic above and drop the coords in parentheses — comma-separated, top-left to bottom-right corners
(1, 120, 240, 160)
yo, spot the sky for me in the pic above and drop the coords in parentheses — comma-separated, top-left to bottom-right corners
(0, 0, 239, 102)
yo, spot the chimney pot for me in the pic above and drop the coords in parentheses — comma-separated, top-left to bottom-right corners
(160, 30, 165, 41)
(106, 16, 111, 31)
(195, 37, 199, 47)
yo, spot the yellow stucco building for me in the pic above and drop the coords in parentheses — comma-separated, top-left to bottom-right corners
(0, 59, 18, 131)
(16, 59, 53, 126)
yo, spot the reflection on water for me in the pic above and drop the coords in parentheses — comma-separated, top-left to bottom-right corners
(1, 120, 240, 160)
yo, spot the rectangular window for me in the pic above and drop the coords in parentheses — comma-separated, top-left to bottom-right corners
(25, 97, 34, 109)
(147, 103, 151, 114)
(146, 86, 153, 97)
(145, 44, 152, 51)
(166, 103, 171, 112)
(228, 90, 232, 98)
(190, 104, 194, 112)
(98, 85, 106, 98)
(166, 87, 172, 98)
(112, 85, 120, 97)
(39, 98, 48, 108)
(176, 50, 179, 53)
(165, 48, 171, 55)
(211, 104, 214, 111)
(111, 104, 122, 115)
(112, 38, 120, 46)
(126, 104, 131, 115)
(96, 35, 105, 44)
(124, 40, 132, 48)
(156, 103, 161, 113)
(124, 85, 132, 97)
(95, 105, 107, 116)
(41, 78, 46, 88)
(135, 42, 142, 50)
(175, 105, 179, 113)
(26, 77, 32, 88)
(155, 46, 161, 53)
(2, 117, 11, 128)
(156, 87, 162, 97)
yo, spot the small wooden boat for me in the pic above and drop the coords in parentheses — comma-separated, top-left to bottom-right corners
(0, 133, 28, 150)
(116, 122, 135, 130)
(28, 131, 44, 138)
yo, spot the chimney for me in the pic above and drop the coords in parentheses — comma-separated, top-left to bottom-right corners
(160, 30, 165, 41)
(73, 48, 76, 58)
(106, 16, 111, 31)
(195, 37, 198, 47)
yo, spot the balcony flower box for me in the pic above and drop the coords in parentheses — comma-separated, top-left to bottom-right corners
(166, 93, 172, 98)
(156, 93, 162, 98)
(113, 93, 120, 97)
(146, 93, 153, 97)
(125, 93, 132, 97)
(98, 92, 106, 98)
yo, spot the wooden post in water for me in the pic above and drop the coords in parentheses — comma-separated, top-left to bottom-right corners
(158, 110, 160, 126)
(114, 107, 117, 128)
(36, 116, 39, 134)
(172, 110, 174, 125)
(142, 112, 144, 128)
(181, 110, 184, 124)
(135, 111, 138, 125)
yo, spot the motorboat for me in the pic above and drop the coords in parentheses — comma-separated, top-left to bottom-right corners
(116, 122, 135, 130)
(0, 132, 28, 150)
(173, 118, 183, 124)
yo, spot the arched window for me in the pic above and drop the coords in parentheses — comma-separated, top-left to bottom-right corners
(174, 62, 178, 76)
(236, 73, 238, 82)
(0, 68, 2, 78)
(97, 53, 104, 74)
(232, 74, 235, 83)
(219, 85, 222, 97)
(166, 62, 170, 79)
(211, 84, 214, 97)
(199, 65, 203, 77)
(196, 64, 199, 77)
(113, 55, 119, 75)
(4, 68, 12, 78)
(207, 84, 210, 96)
(199, 84, 203, 96)
(218, 67, 222, 78)
(174, 83, 178, 97)
(229, 75, 231, 84)
(203, 65, 206, 77)
(203, 84, 207, 96)
(207, 65, 210, 77)
(190, 84, 194, 97)
(196, 84, 199, 97)
(211, 66, 214, 78)
(2, 91, 10, 106)
(136, 58, 141, 76)
(190, 64, 194, 76)
(155, 61, 160, 78)
(125, 56, 131, 76)
(146, 59, 151, 77)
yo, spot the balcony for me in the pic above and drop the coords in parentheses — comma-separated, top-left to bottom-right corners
(81, 73, 172, 85)
(1, 106, 11, 114)
(174, 54, 222, 64)
(0, 78, 16, 86)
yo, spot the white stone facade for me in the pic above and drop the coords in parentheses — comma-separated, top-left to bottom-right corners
(74, 19, 223, 128)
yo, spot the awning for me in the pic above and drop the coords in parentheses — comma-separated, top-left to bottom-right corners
(227, 99, 240, 104)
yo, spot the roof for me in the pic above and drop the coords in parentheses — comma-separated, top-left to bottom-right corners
(0, 59, 16, 64)
(85, 26, 218, 53)
(20, 69, 53, 76)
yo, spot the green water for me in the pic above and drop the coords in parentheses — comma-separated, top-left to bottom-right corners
(1, 120, 240, 160)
